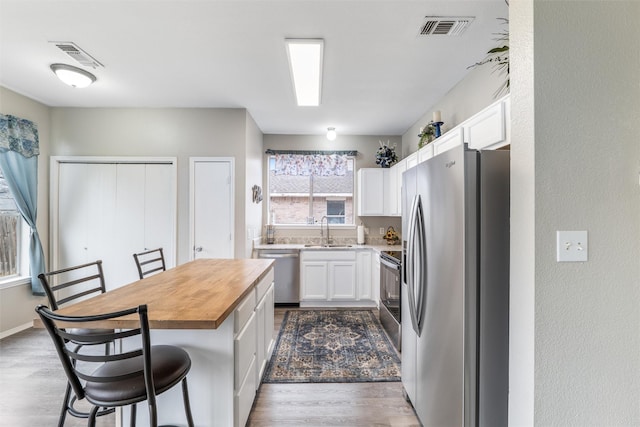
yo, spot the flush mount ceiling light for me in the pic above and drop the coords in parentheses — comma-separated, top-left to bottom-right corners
(285, 38, 324, 106)
(50, 63, 96, 88)
(326, 127, 337, 141)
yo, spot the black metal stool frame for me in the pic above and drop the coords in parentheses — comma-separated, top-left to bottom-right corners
(36, 304, 194, 427)
(38, 260, 114, 426)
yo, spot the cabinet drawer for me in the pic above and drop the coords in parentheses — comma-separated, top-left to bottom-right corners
(256, 268, 274, 303)
(234, 288, 256, 334)
(234, 311, 257, 390)
(234, 356, 257, 427)
(302, 250, 356, 261)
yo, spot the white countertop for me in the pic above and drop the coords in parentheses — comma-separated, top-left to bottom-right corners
(253, 243, 401, 253)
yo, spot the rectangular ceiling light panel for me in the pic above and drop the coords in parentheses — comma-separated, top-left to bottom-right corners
(285, 39, 324, 106)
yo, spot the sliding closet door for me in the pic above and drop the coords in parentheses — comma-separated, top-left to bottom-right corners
(52, 158, 176, 291)
(112, 163, 176, 288)
(56, 163, 117, 270)
(144, 164, 175, 265)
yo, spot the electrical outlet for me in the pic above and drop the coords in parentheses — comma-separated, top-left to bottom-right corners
(556, 230, 588, 262)
(364, 227, 369, 234)
(379, 227, 385, 235)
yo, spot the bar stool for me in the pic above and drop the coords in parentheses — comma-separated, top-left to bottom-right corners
(38, 260, 114, 426)
(133, 248, 166, 279)
(36, 304, 195, 427)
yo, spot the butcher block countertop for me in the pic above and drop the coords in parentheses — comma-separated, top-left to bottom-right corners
(37, 258, 274, 330)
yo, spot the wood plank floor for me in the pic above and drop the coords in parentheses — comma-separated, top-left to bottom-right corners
(0, 307, 419, 426)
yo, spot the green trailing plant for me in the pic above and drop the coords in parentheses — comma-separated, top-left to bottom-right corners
(417, 123, 436, 149)
(469, 2, 509, 98)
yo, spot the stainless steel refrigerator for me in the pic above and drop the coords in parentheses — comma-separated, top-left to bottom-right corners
(401, 145, 509, 427)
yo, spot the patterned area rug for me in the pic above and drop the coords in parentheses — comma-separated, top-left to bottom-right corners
(263, 310, 401, 383)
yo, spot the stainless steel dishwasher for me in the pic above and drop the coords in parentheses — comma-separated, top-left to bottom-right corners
(256, 249, 300, 304)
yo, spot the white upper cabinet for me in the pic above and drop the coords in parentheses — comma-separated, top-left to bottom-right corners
(433, 126, 464, 155)
(463, 94, 510, 150)
(417, 144, 434, 165)
(357, 168, 387, 216)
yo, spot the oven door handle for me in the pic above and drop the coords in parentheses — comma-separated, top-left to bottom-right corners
(380, 256, 401, 271)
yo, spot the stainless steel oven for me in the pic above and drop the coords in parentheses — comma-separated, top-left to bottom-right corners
(379, 250, 401, 350)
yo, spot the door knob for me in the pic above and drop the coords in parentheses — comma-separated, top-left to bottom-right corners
(194, 246, 203, 252)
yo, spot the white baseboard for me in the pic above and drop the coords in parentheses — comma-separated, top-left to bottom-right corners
(0, 322, 32, 340)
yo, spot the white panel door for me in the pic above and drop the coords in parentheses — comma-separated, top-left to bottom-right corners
(54, 158, 176, 291)
(190, 158, 234, 259)
(113, 164, 146, 289)
(57, 163, 117, 269)
(144, 164, 175, 267)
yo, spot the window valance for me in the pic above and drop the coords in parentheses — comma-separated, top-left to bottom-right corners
(0, 114, 39, 158)
(266, 150, 356, 177)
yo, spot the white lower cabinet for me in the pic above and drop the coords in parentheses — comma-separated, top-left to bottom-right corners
(372, 251, 381, 304)
(255, 278, 275, 387)
(233, 268, 275, 427)
(357, 250, 372, 301)
(234, 289, 257, 427)
(329, 260, 357, 299)
(301, 250, 375, 307)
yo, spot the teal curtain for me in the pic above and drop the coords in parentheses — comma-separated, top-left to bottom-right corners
(0, 114, 45, 295)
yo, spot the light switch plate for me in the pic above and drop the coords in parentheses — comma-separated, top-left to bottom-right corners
(556, 230, 588, 262)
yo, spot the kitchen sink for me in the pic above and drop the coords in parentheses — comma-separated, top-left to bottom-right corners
(303, 244, 353, 248)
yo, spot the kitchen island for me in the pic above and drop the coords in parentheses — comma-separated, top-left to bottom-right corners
(48, 258, 275, 427)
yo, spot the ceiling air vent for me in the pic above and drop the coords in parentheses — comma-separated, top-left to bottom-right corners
(49, 41, 103, 68)
(419, 16, 475, 36)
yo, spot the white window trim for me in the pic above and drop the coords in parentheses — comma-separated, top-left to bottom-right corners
(266, 155, 356, 227)
(0, 218, 31, 290)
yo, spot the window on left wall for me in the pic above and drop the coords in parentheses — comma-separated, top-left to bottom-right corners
(0, 168, 26, 282)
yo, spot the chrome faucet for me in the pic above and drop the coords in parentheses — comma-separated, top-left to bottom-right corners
(320, 215, 331, 245)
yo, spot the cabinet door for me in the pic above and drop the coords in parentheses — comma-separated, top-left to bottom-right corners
(357, 251, 372, 300)
(301, 261, 328, 300)
(357, 168, 385, 216)
(417, 144, 434, 164)
(329, 261, 357, 300)
(395, 160, 408, 216)
(256, 282, 275, 388)
(264, 283, 275, 356)
(255, 294, 266, 385)
(465, 97, 508, 150)
(372, 252, 381, 304)
(433, 127, 464, 155)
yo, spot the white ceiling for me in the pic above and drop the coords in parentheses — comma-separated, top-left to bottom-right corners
(0, 0, 508, 136)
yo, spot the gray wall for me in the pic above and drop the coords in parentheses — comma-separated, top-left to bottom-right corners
(511, 1, 640, 425)
(49, 106, 261, 261)
(0, 96, 265, 335)
(402, 63, 507, 158)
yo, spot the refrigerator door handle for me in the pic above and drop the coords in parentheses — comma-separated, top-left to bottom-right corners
(407, 194, 420, 335)
(414, 195, 427, 335)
